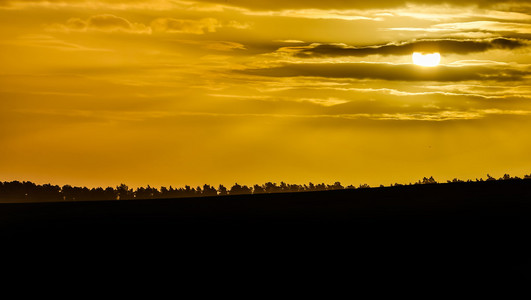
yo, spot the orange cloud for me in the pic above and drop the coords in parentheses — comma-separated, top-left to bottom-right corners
(151, 18, 221, 34)
(47, 14, 151, 34)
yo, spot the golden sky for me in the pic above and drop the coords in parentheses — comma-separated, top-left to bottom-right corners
(1, 0, 530, 188)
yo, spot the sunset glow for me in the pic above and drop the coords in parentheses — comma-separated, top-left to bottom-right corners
(1, 1, 530, 188)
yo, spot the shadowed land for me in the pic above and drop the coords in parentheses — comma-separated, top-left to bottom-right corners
(1, 179, 530, 284)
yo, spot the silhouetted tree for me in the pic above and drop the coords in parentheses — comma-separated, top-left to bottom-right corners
(62, 185, 75, 201)
(202, 184, 217, 196)
(328, 182, 344, 190)
(263, 182, 281, 193)
(288, 184, 302, 192)
(501, 174, 512, 180)
(218, 185, 228, 196)
(89, 187, 106, 201)
(253, 184, 265, 194)
(315, 183, 327, 191)
(229, 183, 251, 195)
(195, 186, 202, 196)
(104, 187, 117, 200)
(116, 184, 133, 200)
(183, 185, 195, 197)
(448, 178, 464, 183)
(135, 185, 159, 199)
(421, 176, 437, 184)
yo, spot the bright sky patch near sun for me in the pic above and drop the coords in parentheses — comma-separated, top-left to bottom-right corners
(412, 52, 441, 67)
(0, 0, 531, 188)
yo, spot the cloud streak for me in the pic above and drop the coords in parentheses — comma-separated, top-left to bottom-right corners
(1, 34, 110, 51)
(284, 38, 527, 58)
(241, 62, 529, 82)
(46, 14, 250, 35)
(191, 0, 527, 10)
(151, 18, 221, 34)
(48, 14, 151, 34)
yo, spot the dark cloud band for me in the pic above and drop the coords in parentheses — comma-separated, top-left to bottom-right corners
(241, 62, 528, 82)
(288, 38, 527, 58)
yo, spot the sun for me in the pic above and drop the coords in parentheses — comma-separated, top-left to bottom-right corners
(412, 52, 441, 67)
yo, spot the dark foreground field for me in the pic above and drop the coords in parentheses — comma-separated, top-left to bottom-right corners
(2, 180, 530, 286)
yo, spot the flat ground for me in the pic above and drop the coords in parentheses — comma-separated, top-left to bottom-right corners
(1, 180, 530, 285)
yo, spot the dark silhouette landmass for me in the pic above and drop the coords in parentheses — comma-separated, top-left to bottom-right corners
(1, 174, 531, 285)
(1, 173, 529, 202)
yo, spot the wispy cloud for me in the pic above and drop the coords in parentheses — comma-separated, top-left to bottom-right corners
(243, 8, 380, 21)
(433, 21, 531, 34)
(46, 14, 248, 35)
(47, 14, 152, 34)
(388, 21, 531, 36)
(151, 17, 221, 34)
(188, 0, 530, 11)
(0, 0, 184, 10)
(1, 34, 110, 51)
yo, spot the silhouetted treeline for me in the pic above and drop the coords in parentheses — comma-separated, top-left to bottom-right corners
(1, 173, 530, 202)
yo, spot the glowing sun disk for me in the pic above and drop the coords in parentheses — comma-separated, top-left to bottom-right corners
(412, 52, 441, 67)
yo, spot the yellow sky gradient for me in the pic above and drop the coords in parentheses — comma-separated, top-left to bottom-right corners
(1, 0, 530, 188)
